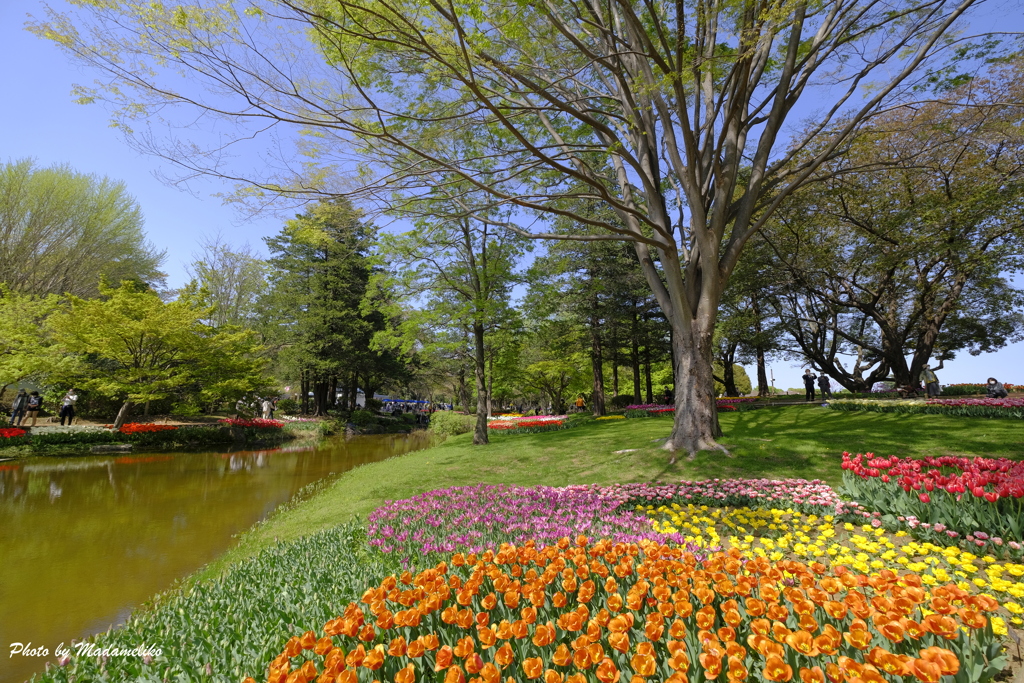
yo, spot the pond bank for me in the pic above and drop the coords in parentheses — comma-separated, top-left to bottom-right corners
(0, 431, 435, 683)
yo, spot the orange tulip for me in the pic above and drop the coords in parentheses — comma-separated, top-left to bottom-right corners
(918, 647, 960, 676)
(763, 655, 793, 682)
(494, 642, 515, 668)
(784, 631, 818, 657)
(363, 648, 384, 671)
(388, 637, 407, 657)
(798, 666, 824, 683)
(595, 657, 621, 683)
(434, 646, 454, 671)
(553, 644, 573, 667)
(630, 653, 656, 677)
(523, 657, 544, 680)
(336, 670, 358, 683)
(912, 659, 942, 683)
(394, 664, 415, 683)
(443, 666, 466, 683)
(465, 654, 485, 675)
(544, 670, 564, 683)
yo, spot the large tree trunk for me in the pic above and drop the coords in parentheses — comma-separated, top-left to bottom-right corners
(590, 320, 606, 416)
(457, 368, 470, 413)
(113, 400, 133, 430)
(300, 370, 310, 415)
(472, 321, 489, 445)
(486, 352, 494, 417)
(664, 328, 722, 457)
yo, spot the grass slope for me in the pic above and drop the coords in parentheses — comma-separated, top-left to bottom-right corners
(195, 406, 1024, 581)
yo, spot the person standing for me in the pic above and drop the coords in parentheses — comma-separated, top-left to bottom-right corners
(803, 369, 818, 402)
(24, 391, 43, 427)
(986, 377, 1009, 399)
(59, 389, 79, 426)
(921, 366, 940, 398)
(9, 389, 28, 426)
(261, 398, 273, 419)
(816, 374, 833, 400)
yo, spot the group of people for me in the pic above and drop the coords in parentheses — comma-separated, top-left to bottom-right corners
(801, 367, 1010, 401)
(801, 369, 835, 401)
(7, 388, 80, 427)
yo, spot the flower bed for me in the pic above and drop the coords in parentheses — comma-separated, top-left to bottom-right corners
(624, 400, 760, 418)
(828, 398, 1024, 419)
(641, 504, 1024, 631)
(252, 539, 1007, 683)
(942, 384, 1016, 397)
(487, 415, 569, 435)
(841, 452, 1024, 558)
(367, 485, 680, 558)
(596, 415, 625, 421)
(0, 426, 28, 447)
(118, 423, 179, 434)
(219, 417, 285, 429)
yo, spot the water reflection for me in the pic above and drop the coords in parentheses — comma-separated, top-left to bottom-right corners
(0, 431, 434, 683)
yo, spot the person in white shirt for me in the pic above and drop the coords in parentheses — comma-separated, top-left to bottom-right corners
(59, 389, 79, 426)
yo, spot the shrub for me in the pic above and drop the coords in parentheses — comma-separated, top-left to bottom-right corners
(254, 540, 1007, 683)
(399, 412, 417, 424)
(608, 394, 636, 409)
(428, 411, 474, 437)
(349, 410, 376, 427)
(276, 398, 300, 415)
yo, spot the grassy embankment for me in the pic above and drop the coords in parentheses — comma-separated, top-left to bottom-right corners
(196, 405, 1024, 581)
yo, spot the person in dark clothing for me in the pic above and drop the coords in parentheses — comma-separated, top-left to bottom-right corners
(816, 374, 832, 400)
(59, 389, 79, 426)
(25, 391, 43, 427)
(9, 389, 28, 426)
(986, 377, 1009, 399)
(802, 369, 817, 401)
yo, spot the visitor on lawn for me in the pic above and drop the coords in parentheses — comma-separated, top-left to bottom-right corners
(9, 388, 28, 426)
(816, 374, 833, 400)
(574, 395, 586, 412)
(986, 377, 1009, 399)
(25, 391, 43, 427)
(922, 365, 940, 398)
(59, 388, 79, 426)
(803, 368, 817, 401)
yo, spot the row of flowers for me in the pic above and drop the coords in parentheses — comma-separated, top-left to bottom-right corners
(841, 453, 1024, 556)
(250, 538, 1008, 683)
(828, 398, 1024, 419)
(219, 417, 285, 429)
(941, 384, 1016, 397)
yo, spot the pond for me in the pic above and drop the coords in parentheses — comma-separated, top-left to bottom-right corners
(0, 431, 435, 683)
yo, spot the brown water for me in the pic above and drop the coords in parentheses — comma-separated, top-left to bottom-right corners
(0, 431, 434, 683)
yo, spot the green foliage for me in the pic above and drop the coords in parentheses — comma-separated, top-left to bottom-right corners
(275, 398, 300, 414)
(27, 429, 119, 447)
(0, 158, 166, 298)
(349, 410, 376, 427)
(427, 411, 474, 438)
(609, 395, 636, 409)
(30, 524, 400, 683)
(0, 287, 70, 386)
(47, 281, 268, 415)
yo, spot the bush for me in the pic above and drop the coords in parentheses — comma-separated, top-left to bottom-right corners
(365, 397, 383, 412)
(428, 410, 474, 437)
(399, 412, 417, 424)
(349, 410, 376, 427)
(608, 394, 637, 409)
(276, 398, 299, 415)
(941, 384, 987, 396)
(30, 429, 120, 447)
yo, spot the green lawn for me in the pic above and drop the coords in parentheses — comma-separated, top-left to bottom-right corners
(195, 405, 1024, 581)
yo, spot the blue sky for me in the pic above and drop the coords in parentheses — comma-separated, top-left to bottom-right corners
(3, 0, 1023, 392)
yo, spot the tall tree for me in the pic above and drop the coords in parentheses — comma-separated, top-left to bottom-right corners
(38, 0, 991, 455)
(0, 159, 165, 297)
(764, 64, 1024, 389)
(49, 282, 266, 427)
(185, 235, 268, 328)
(370, 192, 524, 444)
